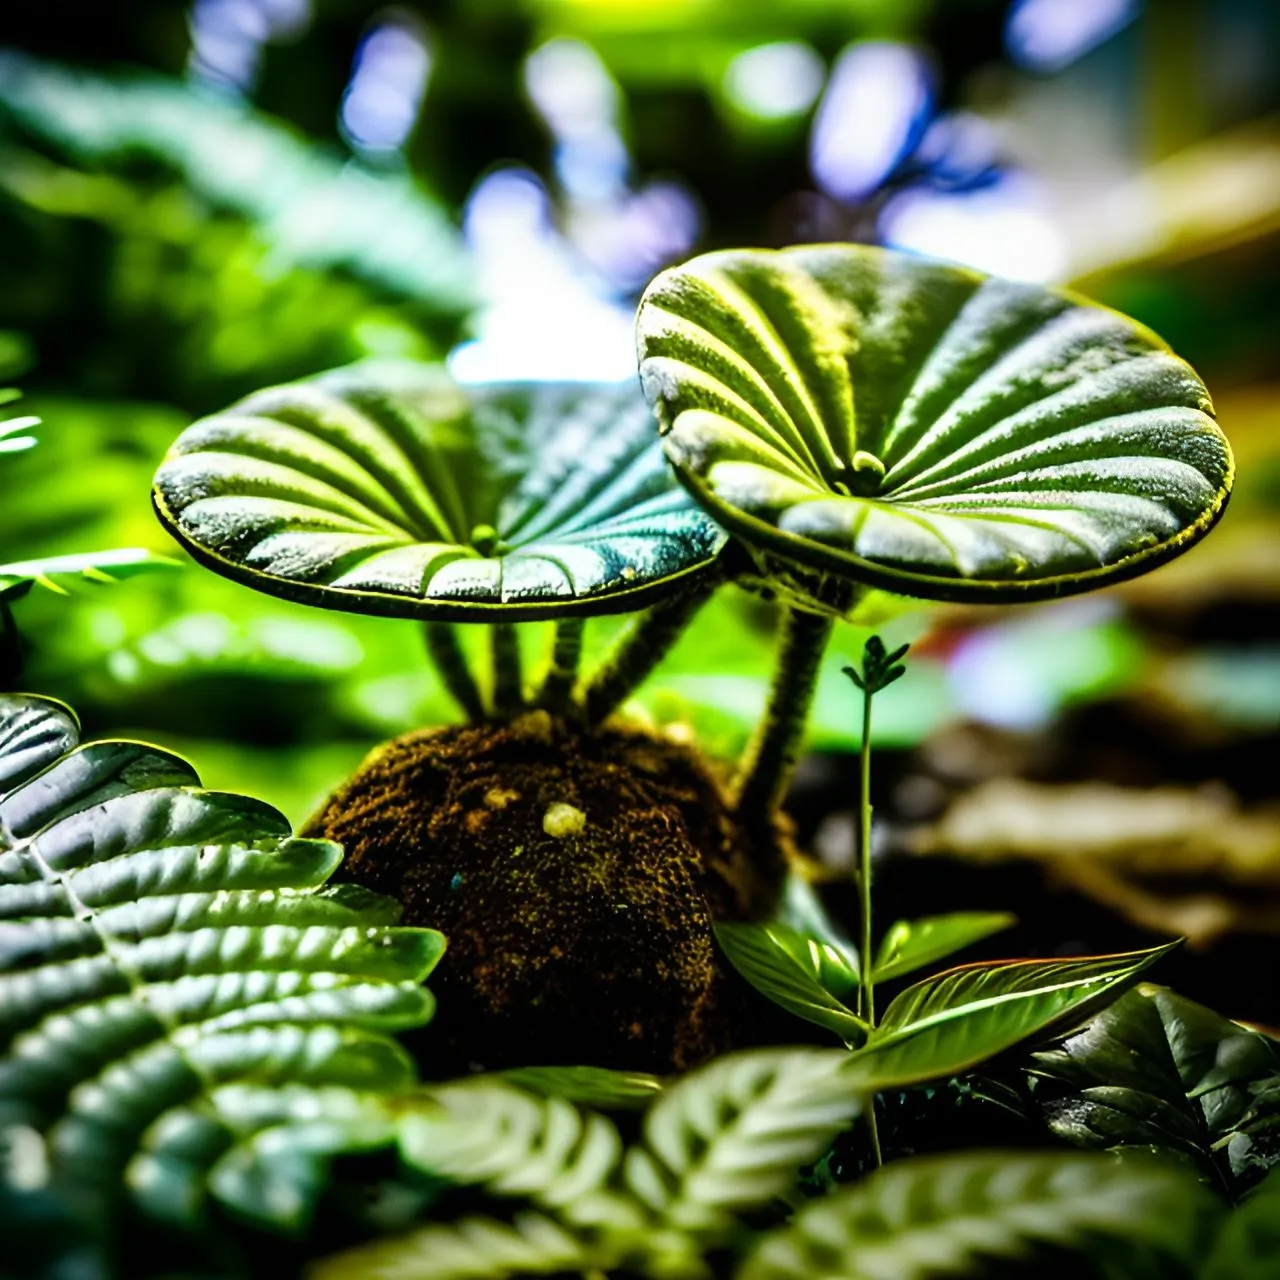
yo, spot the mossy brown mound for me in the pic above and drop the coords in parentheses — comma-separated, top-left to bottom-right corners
(304, 712, 791, 1075)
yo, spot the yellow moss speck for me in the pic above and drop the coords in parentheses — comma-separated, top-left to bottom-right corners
(543, 802, 587, 838)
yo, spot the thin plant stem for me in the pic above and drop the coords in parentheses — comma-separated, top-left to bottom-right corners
(732, 607, 834, 822)
(423, 622, 485, 723)
(580, 573, 717, 726)
(857, 689, 875, 1026)
(490, 621, 524, 717)
(857, 683, 882, 1168)
(538, 617, 585, 714)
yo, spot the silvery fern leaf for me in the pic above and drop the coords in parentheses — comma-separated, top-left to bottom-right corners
(0, 693, 443, 1256)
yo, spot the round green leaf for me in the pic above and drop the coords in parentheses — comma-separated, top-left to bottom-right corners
(637, 245, 1234, 606)
(152, 365, 727, 622)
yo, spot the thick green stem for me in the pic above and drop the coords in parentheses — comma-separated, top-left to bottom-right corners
(423, 622, 485, 722)
(490, 622, 525, 717)
(732, 607, 834, 821)
(580, 573, 717, 726)
(538, 617, 585, 715)
(858, 680, 882, 1168)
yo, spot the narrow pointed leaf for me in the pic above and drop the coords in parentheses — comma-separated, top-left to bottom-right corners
(872, 912, 1016, 984)
(715, 922, 866, 1043)
(0, 548, 176, 603)
(845, 943, 1176, 1091)
(740, 1151, 1216, 1280)
(153, 366, 726, 621)
(499, 1065, 664, 1110)
(637, 245, 1233, 608)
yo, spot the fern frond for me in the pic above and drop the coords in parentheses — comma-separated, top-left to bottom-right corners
(397, 1079, 641, 1230)
(0, 692, 444, 1237)
(624, 1048, 859, 1237)
(739, 1151, 1217, 1280)
(310, 1210, 599, 1280)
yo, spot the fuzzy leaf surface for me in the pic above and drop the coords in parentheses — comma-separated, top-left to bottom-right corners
(845, 944, 1174, 1091)
(637, 245, 1232, 606)
(153, 366, 726, 621)
(0, 693, 443, 1235)
(1031, 984, 1280, 1191)
(740, 1151, 1216, 1280)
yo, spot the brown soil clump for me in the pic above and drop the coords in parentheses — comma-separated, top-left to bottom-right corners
(304, 712, 791, 1076)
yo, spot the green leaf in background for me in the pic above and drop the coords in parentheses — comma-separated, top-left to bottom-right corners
(0, 52, 474, 318)
(153, 365, 726, 621)
(739, 1151, 1217, 1280)
(873, 912, 1016, 984)
(715, 922, 866, 1044)
(636, 245, 1233, 607)
(0, 693, 443, 1240)
(499, 1065, 665, 1109)
(1201, 1168, 1280, 1280)
(1031, 985, 1280, 1192)
(845, 943, 1176, 1092)
(0, 547, 177, 604)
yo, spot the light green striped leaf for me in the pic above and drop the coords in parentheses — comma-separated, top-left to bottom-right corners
(845, 943, 1175, 1092)
(395, 1079, 641, 1231)
(0, 693, 443, 1233)
(312, 1210, 598, 1280)
(153, 364, 726, 621)
(740, 1151, 1216, 1280)
(624, 1048, 860, 1242)
(637, 245, 1233, 608)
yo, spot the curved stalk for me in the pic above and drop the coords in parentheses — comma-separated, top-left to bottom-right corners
(580, 572, 718, 726)
(732, 607, 833, 822)
(490, 622, 525, 717)
(537, 617, 585, 715)
(423, 622, 485, 722)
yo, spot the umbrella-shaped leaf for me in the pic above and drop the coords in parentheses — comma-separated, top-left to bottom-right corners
(153, 365, 726, 621)
(637, 245, 1233, 606)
